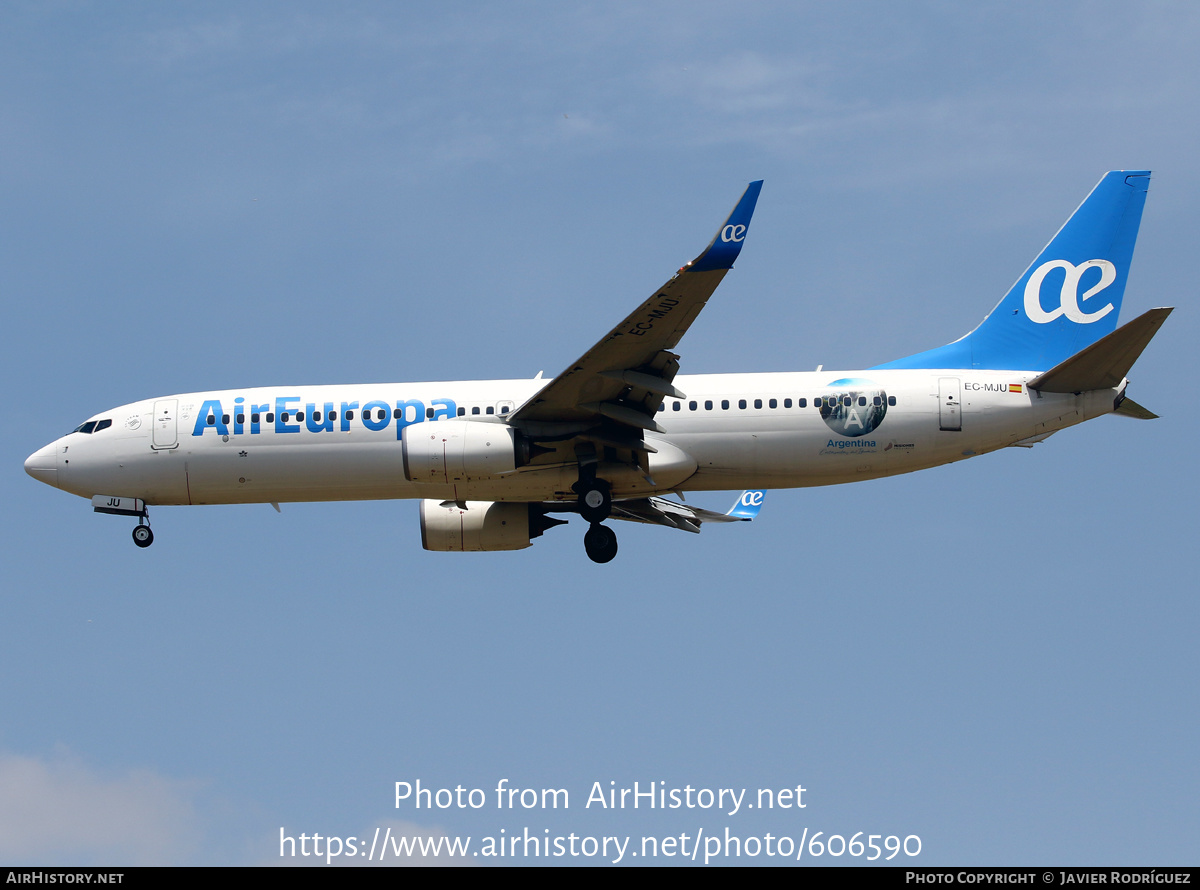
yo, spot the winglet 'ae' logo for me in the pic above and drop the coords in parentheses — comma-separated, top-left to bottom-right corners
(1024, 259, 1116, 324)
(720, 224, 746, 243)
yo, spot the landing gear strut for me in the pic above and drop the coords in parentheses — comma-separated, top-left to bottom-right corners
(583, 523, 618, 564)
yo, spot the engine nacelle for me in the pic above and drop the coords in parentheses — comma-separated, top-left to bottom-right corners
(403, 421, 523, 483)
(420, 500, 562, 552)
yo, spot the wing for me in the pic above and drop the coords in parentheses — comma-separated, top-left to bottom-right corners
(509, 181, 763, 439)
(609, 490, 766, 534)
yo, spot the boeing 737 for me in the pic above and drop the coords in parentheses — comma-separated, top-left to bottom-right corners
(24, 172, 1170, 563)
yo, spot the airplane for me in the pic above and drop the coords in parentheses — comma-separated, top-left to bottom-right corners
(24, 171, 1170, 563)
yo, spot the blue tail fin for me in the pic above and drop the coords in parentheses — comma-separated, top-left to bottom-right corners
(874, 171, 1150, 371)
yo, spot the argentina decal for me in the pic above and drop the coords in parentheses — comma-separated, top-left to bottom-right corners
(818, 378, 888, 438)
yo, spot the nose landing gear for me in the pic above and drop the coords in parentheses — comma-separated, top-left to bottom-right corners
(91, 496, 155, 549)
(132, 522, 154, 548)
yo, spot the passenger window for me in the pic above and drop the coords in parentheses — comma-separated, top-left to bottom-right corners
(426, 407, 435, 418)
(842, 397, 851, 407)
(500, 405, 510, 414)
(672, 402, 681, 411)
(784, 398, 792, 408)
(769, 399, 777, 409)
(858, 397, 866, 406)
(206, 416, 215, 426)
(799, 398, 807, 408)
(721, 400, 729, 410)
(657, 404, 665, 412)
(888, 396, 897, 406)
(394, 408, 403, 419)
(329, 411, 337, 421)
(704, 400, 713, 410)
(222, 414, 231, 424)
(281, 412, 290, 422)
(689, 401, 697, 411)
(738, 399, 747, 409)
(237, 414, 245, 424)
(486, 406, 494, 415)
(472, 406, 480, 415)
(251, 413, 260, 423)
(266, 413, 275, 423)
(377, 409, 386, 420)
(344, 410, 353, 420)
(458, 407, 466, 416)
(754, 399, 762, 409)
(873, 396, 881, 407)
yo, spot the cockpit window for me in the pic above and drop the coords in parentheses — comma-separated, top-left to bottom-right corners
(71, 418, 112, 434)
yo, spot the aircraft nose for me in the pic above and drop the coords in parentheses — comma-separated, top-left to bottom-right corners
(24, 442, 59, 488)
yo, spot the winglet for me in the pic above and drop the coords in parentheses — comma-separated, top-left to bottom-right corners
(726, 489, 766, 520)
(689, 180, 763, 272)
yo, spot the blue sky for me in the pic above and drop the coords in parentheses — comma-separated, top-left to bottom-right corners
(2, 2, 1197, 865)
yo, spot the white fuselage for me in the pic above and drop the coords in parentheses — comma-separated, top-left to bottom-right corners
(28, 369, 1119, 507)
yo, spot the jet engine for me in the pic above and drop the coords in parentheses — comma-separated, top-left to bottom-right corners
(419, 500, 566, 552)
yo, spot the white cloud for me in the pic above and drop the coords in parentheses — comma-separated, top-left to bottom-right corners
(0, 749, 204, 865)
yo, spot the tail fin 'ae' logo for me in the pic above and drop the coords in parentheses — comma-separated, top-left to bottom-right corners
(1024, 259, 1117, 324)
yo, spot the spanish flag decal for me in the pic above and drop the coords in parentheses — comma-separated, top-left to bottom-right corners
(1010, 384, 1023, 393)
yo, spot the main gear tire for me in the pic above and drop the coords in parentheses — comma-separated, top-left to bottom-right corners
(583, 523, 618, 564)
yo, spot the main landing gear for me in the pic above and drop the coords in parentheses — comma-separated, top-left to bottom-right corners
(574, 465, 617, 563)
(583, 523, 618, 564)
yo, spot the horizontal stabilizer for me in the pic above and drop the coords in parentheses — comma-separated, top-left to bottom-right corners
(1028, 307, 1172, 393)
(1114, 397, 1158, 420)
